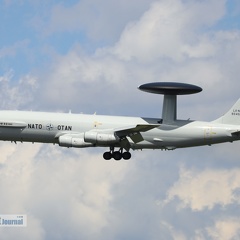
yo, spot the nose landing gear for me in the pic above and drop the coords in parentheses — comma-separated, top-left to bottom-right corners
(103, 147, 131, 160)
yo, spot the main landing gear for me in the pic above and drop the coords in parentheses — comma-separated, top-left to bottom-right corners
(103, 147, 131, 160)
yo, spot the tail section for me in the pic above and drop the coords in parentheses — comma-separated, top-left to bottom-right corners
(213, 98, 240, 125)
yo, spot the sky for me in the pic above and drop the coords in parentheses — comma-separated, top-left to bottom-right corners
(1, 0, 240, 239)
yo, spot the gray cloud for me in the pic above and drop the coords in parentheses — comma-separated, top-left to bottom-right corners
(43, 0, 152, 43)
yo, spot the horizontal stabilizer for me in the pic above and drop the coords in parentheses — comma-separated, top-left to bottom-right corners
(231, 130, 240, 137)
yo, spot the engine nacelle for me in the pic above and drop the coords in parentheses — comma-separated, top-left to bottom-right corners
(84, 131, 119, 144)
(59, 135, 93, 148)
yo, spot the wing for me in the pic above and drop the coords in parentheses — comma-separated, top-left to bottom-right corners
(56, 124, 160, 150)
(115, 124, 160, 150)
(114, 124, 160, 136)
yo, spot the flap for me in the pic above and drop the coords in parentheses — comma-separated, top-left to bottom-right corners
(115, 124, 160, 137)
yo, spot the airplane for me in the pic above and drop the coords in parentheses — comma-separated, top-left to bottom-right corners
(0, 82, 240, 160)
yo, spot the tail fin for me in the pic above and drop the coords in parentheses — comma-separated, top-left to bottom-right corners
(213, 98, 240, 125)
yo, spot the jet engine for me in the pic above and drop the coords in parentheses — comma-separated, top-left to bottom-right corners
(84, 131, 119, 144)
(59, 135, 93, 148)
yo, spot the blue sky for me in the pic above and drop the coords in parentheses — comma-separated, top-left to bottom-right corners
(1, 0, 240, 239)
(1, 0, 239, 80)
(0, 1, 82, 77)
(0, 0, 150, 79)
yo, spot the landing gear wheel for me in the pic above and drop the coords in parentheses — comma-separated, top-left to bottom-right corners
(103, 152, 112, 160)
(122, 152, 131, 160)
(103, 147, 132, 160)
(113, 151, 122, 161)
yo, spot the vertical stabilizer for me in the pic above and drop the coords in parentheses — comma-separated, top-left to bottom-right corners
(213, 98, 240, 125)
(162, 95, 177, 124)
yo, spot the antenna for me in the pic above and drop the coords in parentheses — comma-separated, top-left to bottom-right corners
(138, 82, 202, 124)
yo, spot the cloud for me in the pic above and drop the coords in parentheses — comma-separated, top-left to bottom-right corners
(0, 142, 45, 240)
(32, 0, 240, 119)
(0, 40, 29, 59)
(0, 142, 133, 239)
(0, 70, 38, 109)
(112, 0, 226, 62)
(43, 0, 152, 43)
(207, 218, 240, 240)
(36, 50, 131, 113)
(28, 147, 132, 239)
(164, 166, 240, 211)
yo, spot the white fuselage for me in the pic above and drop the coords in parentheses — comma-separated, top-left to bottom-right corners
(0, 110, 239, 151)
